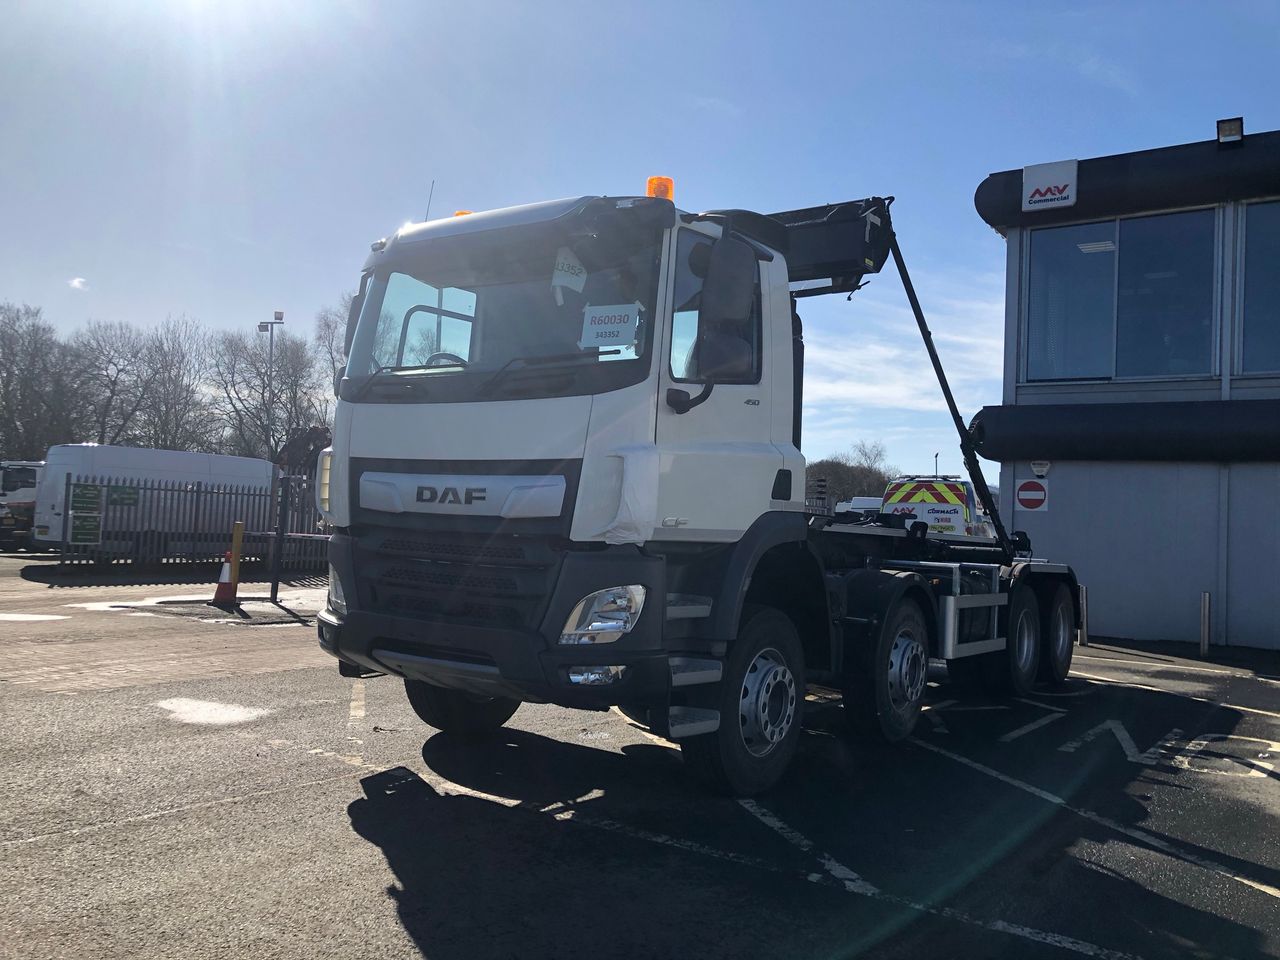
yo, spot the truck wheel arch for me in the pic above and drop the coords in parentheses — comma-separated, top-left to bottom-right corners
(741, 542, 831, 671)
(1011, 563, 1081, 625)
(840, 569, 940, 663)
(707, 511, 811, 641)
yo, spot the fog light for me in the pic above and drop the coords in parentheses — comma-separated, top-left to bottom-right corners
(568, 665, 627, 685)
(559, 585, 646, 644)
(327, 563, 347, 616)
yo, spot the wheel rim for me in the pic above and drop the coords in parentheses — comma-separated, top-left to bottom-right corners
(887, 627, 927, 712)
(1014, 610, 1037, 675)
(739, 647, 797, 758)
(1051, 603, 1072, 664)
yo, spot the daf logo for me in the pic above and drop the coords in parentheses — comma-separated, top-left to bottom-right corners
(416, 485, 487, 505)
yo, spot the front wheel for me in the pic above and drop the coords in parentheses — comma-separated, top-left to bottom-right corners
(403, 679, 520, 738)
(845, 598, 930, 742)
(681, 605, 805, 796)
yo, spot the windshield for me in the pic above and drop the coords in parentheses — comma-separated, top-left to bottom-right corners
(1, 467, 37, 493)
(345, 209, 664, 402)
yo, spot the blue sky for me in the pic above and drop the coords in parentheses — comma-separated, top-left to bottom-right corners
(3, 1, 1277, 473)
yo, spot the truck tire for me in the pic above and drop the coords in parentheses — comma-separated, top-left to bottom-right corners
(403, 679, 520, 738)
(1037, 583, 1075, 686)
(989, 585, 1041, 697)
(844, 597, 929, 742)
(681, 605, 804, 796)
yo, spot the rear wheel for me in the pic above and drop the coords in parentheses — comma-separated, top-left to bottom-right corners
(681, 605, 804, 796)
(845, 598, 930, 741)
(1037, 583, 1075, 685)
(988, 585, 1041, 696)
(403, 679, 520, 738)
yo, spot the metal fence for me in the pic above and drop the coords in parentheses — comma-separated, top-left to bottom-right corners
(274, 474, 331, 573)
(56, 473, 330, 574)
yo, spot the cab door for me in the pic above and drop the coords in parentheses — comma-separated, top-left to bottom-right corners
(653, 227, 782, 542)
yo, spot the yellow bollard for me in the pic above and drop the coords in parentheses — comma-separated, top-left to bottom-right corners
(229, 520, 245, 588)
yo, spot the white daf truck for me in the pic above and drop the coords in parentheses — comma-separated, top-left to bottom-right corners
(316, 186, 1079, 795)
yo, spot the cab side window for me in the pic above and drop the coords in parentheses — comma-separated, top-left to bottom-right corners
(669, 229, 761, 384)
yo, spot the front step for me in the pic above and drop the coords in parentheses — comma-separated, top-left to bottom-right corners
(669, 656, 722, 688)
(667, 706, 720, 739)
(666, 594, 713, 620)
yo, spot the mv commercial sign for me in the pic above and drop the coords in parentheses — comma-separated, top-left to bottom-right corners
(1021, 160, 1078, 212)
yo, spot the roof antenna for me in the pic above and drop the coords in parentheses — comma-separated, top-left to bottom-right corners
(424, 179, 436, 222)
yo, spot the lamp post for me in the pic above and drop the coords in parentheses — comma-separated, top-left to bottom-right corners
(258, 311, 284, 458)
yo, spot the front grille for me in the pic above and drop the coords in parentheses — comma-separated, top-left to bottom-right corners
(382, 564, 521, 595)
(356, 529, 561, 630)
(381, 537, 530, 564)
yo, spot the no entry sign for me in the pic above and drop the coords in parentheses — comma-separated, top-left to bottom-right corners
(1015, 479, 1048, 511)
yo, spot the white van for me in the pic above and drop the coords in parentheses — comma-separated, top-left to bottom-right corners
(880, 476, 997, 539)
(33, 444, 275, 548)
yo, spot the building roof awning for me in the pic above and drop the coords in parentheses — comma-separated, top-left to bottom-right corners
(970, 399, 1280, 463)
(974, 129, 1280, 235)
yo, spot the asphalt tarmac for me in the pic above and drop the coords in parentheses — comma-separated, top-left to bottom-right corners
(2, 554, 1277, 959)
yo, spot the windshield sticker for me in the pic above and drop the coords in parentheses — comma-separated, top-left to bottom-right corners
(579, 303, 642, 350)
(551, 246, 586, 306)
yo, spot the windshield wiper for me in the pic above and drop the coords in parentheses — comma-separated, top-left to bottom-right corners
(479, 350, 621, 395)
(351, 365, 433, 402)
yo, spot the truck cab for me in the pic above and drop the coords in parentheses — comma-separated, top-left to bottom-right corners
(317, 189, 1078, 795)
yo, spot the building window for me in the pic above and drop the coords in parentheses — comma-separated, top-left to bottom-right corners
(1025, 209, 1216, 381)
(1242, 200, 1280, 374)
(1115, 210, 1215, 378)
(1027, 221, 1115, 380)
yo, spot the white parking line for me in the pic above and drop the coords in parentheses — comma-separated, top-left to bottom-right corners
(1076, 653, 1269, 681)
(1071, 672, 1280, 721)
(341, 679, 366, 764)
(909, 736, 1280, 902)
(3, 770, 366, 847)
(1015, 698, 1066, 713)
(739, 798, 1143, 959)
(999, 712, 1065, 742)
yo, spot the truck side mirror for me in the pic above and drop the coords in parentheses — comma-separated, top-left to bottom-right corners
(694, 236, 756, 382)
(701, 236, 756, 328)
(344, 277, 368, 358)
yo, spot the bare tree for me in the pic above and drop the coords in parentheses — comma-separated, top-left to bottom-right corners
(72, 320, 154, 445)
(209, 329, 325, 460)
(0, 302, 85, 459)
(314, 292, 352, 388)
(806, 440, 900, 503)
(135, 315, 218, 452)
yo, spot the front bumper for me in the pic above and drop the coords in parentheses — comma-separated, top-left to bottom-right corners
(320, 532, 673, 707)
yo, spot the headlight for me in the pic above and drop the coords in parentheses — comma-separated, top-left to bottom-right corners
(559, 585, 646, 644)
(317, 449, 333, 513)
(327, 563, 347, 616)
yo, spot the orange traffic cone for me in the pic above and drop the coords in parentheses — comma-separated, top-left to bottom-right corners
(209, 551, 239, 607)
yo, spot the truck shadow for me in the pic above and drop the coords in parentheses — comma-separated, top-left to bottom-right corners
(19, 559, 324, 589)
(347, 679, 1275, 959)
